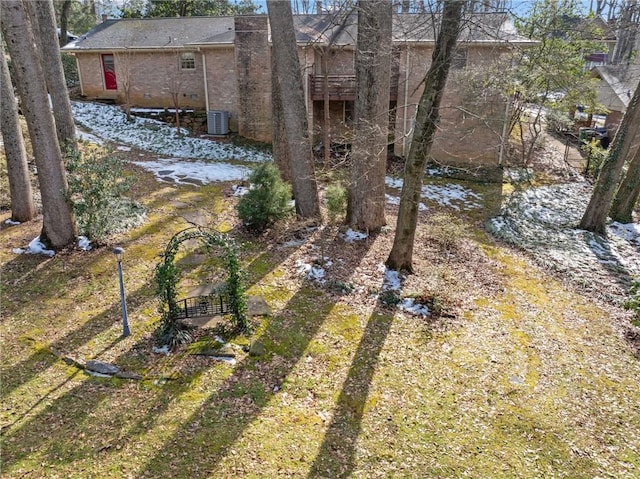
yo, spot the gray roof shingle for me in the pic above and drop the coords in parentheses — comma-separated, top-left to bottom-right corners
(594, 64, 640, 108)
(62, 12, 534, 52)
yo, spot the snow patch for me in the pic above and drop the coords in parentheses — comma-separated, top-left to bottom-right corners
(385, 176, 483, 210)
(152, 345, 171, 355)
(13, 236, 55, 257)
(78, 236, 92, 251)
(399, 298, 430, 316)
(132, 158, 250, 184)
(343, 228, 369, 243)
(383, 268, 403, 291)
(72, 101, 271, 163)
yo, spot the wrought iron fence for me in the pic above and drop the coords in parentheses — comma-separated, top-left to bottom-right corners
(173, 295, 229, 319)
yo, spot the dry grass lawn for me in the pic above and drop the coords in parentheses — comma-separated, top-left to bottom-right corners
(1, 153, 639, 478)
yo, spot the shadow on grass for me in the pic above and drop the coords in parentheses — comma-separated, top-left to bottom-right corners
(307, 306, 394, 479)
(2, 234, 373, 476)
(134, 237, 373, 477)
(133, 288, 340, 476)
(583, 231, 636, 296)
(0, 276, 155, 403)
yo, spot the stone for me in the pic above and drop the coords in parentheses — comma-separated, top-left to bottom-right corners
(181, 211, 208, 226)
(185, 283, 225, 297)
(247, 296, 272, 316)
(86, 360, 120, 375)
(178, 253, 208, 266)
(249, 340, 266, 357)
(192, 346, 236, 358)
(115, 371, 143, 380)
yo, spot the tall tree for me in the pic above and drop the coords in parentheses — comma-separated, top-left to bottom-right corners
(270, 52, 292, 183)
(58, 0, 72, 46)
(579, 80, 640, 235)
(125, 0, 258, 17)
(28, 0, 77, 147)
(386, 0, 465, 272)
(609, 144, 640, 223)
(267, 0, 321, 220)
(1, 0, 77, 249)
(346, 0, 392, 232)
(512, 0, 602, 165)
(1, 40, 36, 223)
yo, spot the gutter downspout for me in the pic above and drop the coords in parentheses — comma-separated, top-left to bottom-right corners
(402, 45, 410, 155)
(498, 94, 511, 167)
(201, 51, 209, 113)
(75, 55, 84, 96)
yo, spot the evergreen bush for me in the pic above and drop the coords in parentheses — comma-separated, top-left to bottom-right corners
(65, 148, 144, 243)
(237, 163, 293, 232)
(624, 279, 640, 326)
(325, 183, 347, 222)
(61, 53, 79, 87)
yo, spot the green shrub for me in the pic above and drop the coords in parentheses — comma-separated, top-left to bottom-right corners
(237, 163, 293, 232)
(65, 148, 144, 244)
(61, 53, 79, 87)
(582, 140, 607, 178)
(378, 289, 401, 307)
(425, 212, 468, 254)
(325, 183, 347, 222)
(624, 279, 640, 326)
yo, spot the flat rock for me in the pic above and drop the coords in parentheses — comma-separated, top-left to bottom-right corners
(86, 360, 120, 375)
(182, 211, 208, 226)
(185, 283, 225, 297)
(182, 316, 226, 329)
(178, 254, 208, 266)
(115, 371, 143, 380)
(247, 296, 271, 316)
(192, 349, 236, 358)
(249, 340, 266, 357)
(169, 200, 189, 209)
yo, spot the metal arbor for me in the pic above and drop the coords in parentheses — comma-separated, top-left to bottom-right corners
(154, 227, 248, 346)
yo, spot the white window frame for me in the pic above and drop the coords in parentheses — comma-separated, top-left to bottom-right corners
(180, 52, 196, 71)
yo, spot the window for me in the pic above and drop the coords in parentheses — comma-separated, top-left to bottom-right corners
(451, 48, 468, 69)
(180, 52, 195, 70)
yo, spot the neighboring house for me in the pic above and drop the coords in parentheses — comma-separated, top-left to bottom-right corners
(57, 28, 78, 42)
(591, 64, 640, 134)
(62, 13, 534, 170)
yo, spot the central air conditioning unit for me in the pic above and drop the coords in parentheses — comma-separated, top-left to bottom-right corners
(207, 110, 230, 135)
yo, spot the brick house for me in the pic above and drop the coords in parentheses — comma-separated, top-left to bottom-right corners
(592, 64, 640, 135)
(63, 13, 534, 168)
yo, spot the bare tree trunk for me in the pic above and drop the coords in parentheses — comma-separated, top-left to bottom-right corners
(271, 50, 292, 182)
(611, 0, 639, 64)
(267, 0, 320, 219)
(322, 49, 331, 167)
(1, 40, 36, 222)
(347, 0, 392, 232)
(610, 145, 640, 223)
(579, 81, 640, 235)
(59, 0, 71, 46)
(386, 0, 465, 272)
(28, 0, 77, 148)
(1, 0, 77, 249)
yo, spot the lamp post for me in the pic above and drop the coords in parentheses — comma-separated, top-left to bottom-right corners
(113, 247, 131, 337)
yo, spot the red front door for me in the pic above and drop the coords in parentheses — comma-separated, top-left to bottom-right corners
(101, 54, 117, 90)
